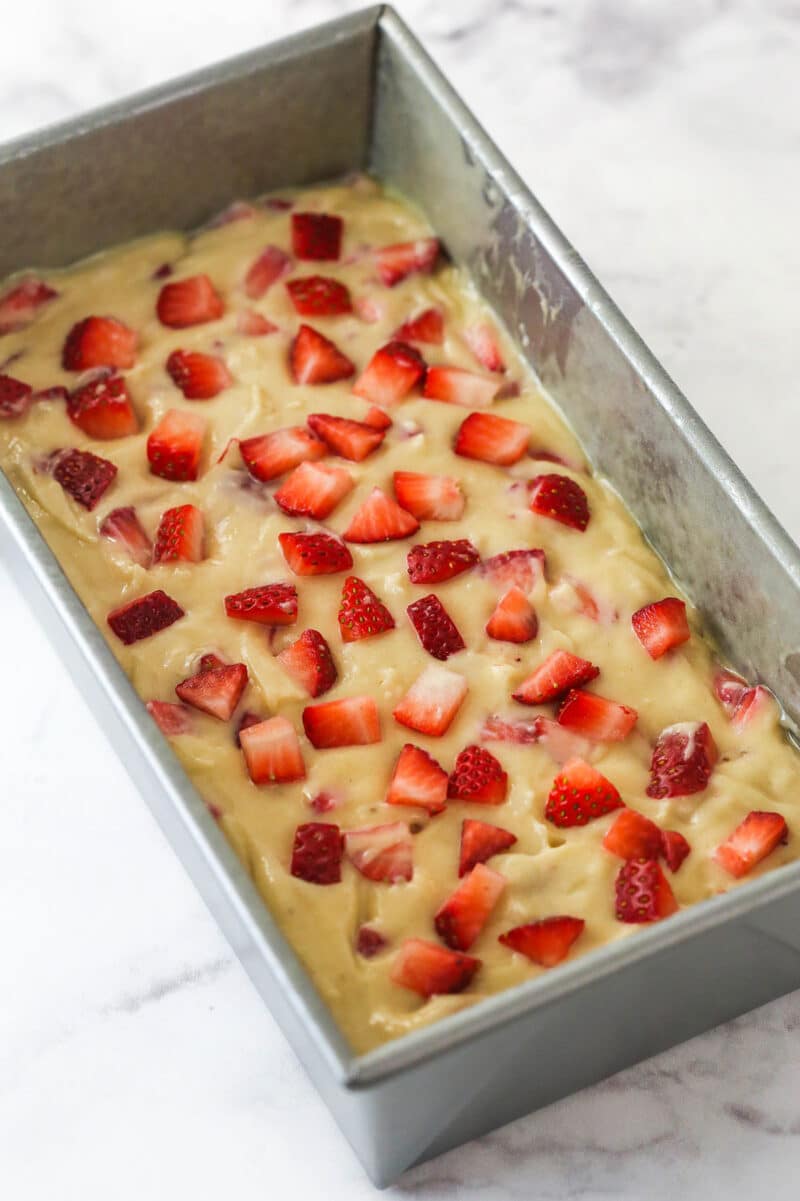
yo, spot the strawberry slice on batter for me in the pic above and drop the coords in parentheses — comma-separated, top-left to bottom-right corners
(499, 917, 585, 966)
(291, 212, 343, 261)
(338, 576, 395, 642)
(343, 487, 419, 542)
(395, 306, 444, 345)
(241, 716, 306, 785)
(244, 245, 291, 298)
(289, 324, 355, 384)
(0, 277, 58, 334)
(423, 365, 498, 407)
(615, 859, 678, 923)
(286, 275, 352, 316)
(545, 759, 623, 826)
(459, 819, 517, 876)
(67, 374, 139, 439)
(50, 447, 117, 510)
(224, 583, 298, 626)
(290, 822, 342, 882)
(435, 863, 506, 951)
(147, 409, 206, 482)
(386, 743, 448, 815)
(448, 745, 508, 804)
(407, 594, 465, 660)
(157, 274, 224, 327)
(480, 548, 545, 593)
(302, 695, 381, 748)
(99, 506, 152, 567)
(647, 721, 718, 798)
(276, 629, 337, 697)
(353, 340, 426, 405)
(166, 349, 232, 399)
(463, 322, 506, 373)
(0, 374, 34, 420)
(632, 597, 690, 659)
(153, 503, 204, 563)
(529, 473, 590, 531)
(558, 689, 638, 741)
(107, 589, 184, 645)
(279, 531, 353, 575)
(344, 822, 413, 883)
(62, 315, 137, 370)
(713, 810, 788, 878)
(406, 538, 480, 584)
(393, 664, 468, 737)
(307, 412, 385, 461)
(390, 938, 480, 996)
(513, 649, 600, 705)
(393, 471, 464, 521)
(175, 662, 248, 720)
(486, 586, 538, 643)
(454, 411, 529, 465)
(375, 237, 440, 286)
(273, 461, 353, 519)
(239, 426, 325, 481)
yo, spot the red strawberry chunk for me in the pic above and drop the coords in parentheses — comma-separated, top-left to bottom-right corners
(153, 503, 205, 564)
(353, 340, 427, 406)
(480, 548, 545, 593)
(157, 274, 224, 327)
(338, 576, 395, 642)
(274, 461, 353, 520)
(239, 426, 325, 482)
(291, 212, 343, 261)
(393, 471, 464, 521)
(407, 594, 465, 660)
(632, 597, 690, 659)
(459, 819, 517, 876)
(394, 665, 468, 738)
(235, 710, 264, 747)
(463, 322, 506, 373)
(499, 916, 585, 967)
(147, 409, 206, 482)
(386, 743, 448, 815)
(660, 829, 692, 872)
(603, 809, 663, 860)
(356, 927, 388, 957)
(615, 858, 678, 923)
(423, 365, 498, 408)
(559, 574, 617, 624)
(391, 938, 479, 996)
(107, 589, 184, 644)
(343, 487, 420, 543)
(290, 821, 342, 883)
(286, 275, 352, 316)
(307, 412, 385, 461)
(176, 662, 248, 720)
(224, 583, 297, 626)
(529, 473, 590, 531)
(0, 373, 34, 419)
(714, 670, 772, 730)
(166, 349, 232, 399)
(62, 316, 137, 370)
(279, 530, 353, 575)
(244, 245, 291, 298)
(303, 694, 380, 749)
(532, 716, 593, 765)
(480, 714, 543, 745)
(99, 506, 152, 567)
(0, 277, 58, 334)
(435, 863, 506, 951)
(395, 307, 444, 345)
(51, 448, 117, 510)
(714, 668, 749, 716)
(448, 745, 508, 804)
(147, 700, 193, 735)
(363, 405, 392, 431)
(406, 538, 480, 584)
(730, 685, 772, 730)
(67, 373, 138, 439)
(558, 689, 638, 741)
(290, 324, 355, 384)
(513, 649, 599, 705)
(277, 629, 337, 697)
(375, 238, 440, 287)
(198, 653, 227, 673)
(454, 411, 529, 465)
(714, 810, 788, 878)
(241, 715, 306, 784)
(647, 721, 718, 798)
(546, 758, 622, 826)
(486, 586, 538, 643)
(237, 308, 278, 336)
(345, 822, 413, 883)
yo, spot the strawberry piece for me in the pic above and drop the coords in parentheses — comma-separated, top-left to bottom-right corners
(289, 324, 355, 384)
(356, 927, 388, 957)
(395, 307, 444, 345)
(235, 710, 263, 747)
(198, 653, 227, 673)
(0, 373, 33, 419)
(448, 745, 508, 804)
(386, 743, 448, 814)
(166, 349, 232, 399)
(463, 322, 506, 373)
(274, 461, 353, 519)
(240, 715, 306, 784)
(532, 716, 593, 765)
(486, 586, 538, 643)
(278, 530, 353, 575)
(499, 917, 584, 966)
(375, 238, 440, 287)
(277, 629, 337, 697)
(435, 863, 506, 951)
(0, 277, 58, 334)
(479, 714, 542, 745)
(291, 212, 342, 261)
(423, 366, 498, 408)
(353, 340, 426, 405)
(244, 245, 291, 298)
(147, 700, 192, 735)
(529, 473, 590, 531)
(344, 821, 413, 883)
(602, 809, 663, 860)
(51, 448, 117, 510)
(62, 316, 137, 370)
(240, 426, 325, 482)
(237, 309, 278, 336)
(454, 411, 529, 465)
(290, 822, 342, 883)
(559, 574, 617, 624)
(615, 859, 678, 923)
(107, 589, 184, 644)
(730, 685, 772, 730)
(363, 405, 392, 431)
(558, 690, 638, 741)
(660, 829, 691, 872)
(480, 548, 545, 593)
(714, 810, 788, 878)
(147, 409, 205, 482)
(307, 412, 385, 461)
(157, 274, 224, 327)
(99, 506, 152, 567)
(632, 597, 690, 659)
(153, 503, 204, 564)
(224, 583, 297, 626)
(391, 938, 479, 996)
(393, 664, 468, 737)
(714, 668, 749, 716)
(286, 275, 352, 316)
(303, 695, 381, 748)
(67, 373, 138, 439)
(407, 594, 465, 660)
(175, 662, 248, 720)
(647, 721, 718, 798)
(338, 576, 395, 642)
(393, 471, 464, 521)
(513, 649, 599, 705)
(343, 487, 420, 543)
(406, 538, 480, 584)
(459, 819, 517, 876)
(546, 758, 623, 826)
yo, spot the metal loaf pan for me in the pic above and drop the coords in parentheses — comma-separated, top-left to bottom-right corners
(3, 6, 800, 1187)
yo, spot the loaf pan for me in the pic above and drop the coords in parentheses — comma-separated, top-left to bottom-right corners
(3, 6, 800, 1187)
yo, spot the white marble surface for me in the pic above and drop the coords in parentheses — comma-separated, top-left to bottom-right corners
(2, 1, 800, 1197)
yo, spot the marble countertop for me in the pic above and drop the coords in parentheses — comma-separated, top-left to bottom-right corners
(3, 2, 800, 1197)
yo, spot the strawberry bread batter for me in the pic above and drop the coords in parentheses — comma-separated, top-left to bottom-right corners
(1, 177, 798, 1053)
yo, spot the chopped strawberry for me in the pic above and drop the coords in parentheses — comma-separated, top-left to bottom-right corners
(730, 685, 772, 730)
(386, 743, 448, 814)
(237, 308, 278, 336)
(157, 274, 225, 327)
(463, 322, 506, 373)
(557, 574, 617, 625)
(291, 212, 343, 260)
(274, 461, 353, 520)
(166, 349, 232, 399)
(513, 649, 599, 705)
(306, 412, 385, 461)
(393, 471, 464, 521)
(499, 917, 584, 967)
(353, 295, 384, 324)
(435, 863, 506, 951)
(147, 409, 205, 481)
(602, 809, 663, 859)
(353, 341, 426, 405)
(99, 506, 152, 566)
(448, 745, 508, 804)
(0, 277, 58, 334)
(278, 530, 353, 575)
(307, 789, 338, 814)
(558, 690, 638, 741)
(198, 653, 227, 673)
(615, 858, 678, 923)
(480, 548, 546, 593)
(459, 819, 517, 876)
(714, 810, 788, 878)
(529, 474, 590, 531)
(486, 586, 538, 643)
(356, 927, 388, 957)
(406, 538, 480, 584)
(67, 373, 138, 439)
(338, 576, 395, 642)
(0, 373, 33, 419)
(362, 405, 392, 431)
(660, 829, 691, 872)
(147, 700, 193, 735)
(290, 822, 342, 883)
(344, 822, 413, 883)
(224, 583, 298, 626)
(390, 938, 479, 996)
(50, 447, 117, 510)
(375, 238, 440, 287)
(240, 715, 306, 784)
(393, 664, 468, 737)
(533, 716, 593, 765)
(395, 306, 444, 345)
(647, 721, 718, 798)
(176, 662, 248, 720)
(62, 316, 137, 370)
(107, 589, 184, 644)
(713, 668, 749, 716)
(303, 694, 381, 748)
(546, 758, 623, 826)
(235, 710, 263, 747)
(239, 426, 325, 481)
(153, 504, 204, 564)
(286, 275, 352, 316)
(244, 245, 291, 298)
(407, 594, 465, 660)
(289, 324, 355, 384)
(423, 366, 498, 408)
(277, 629, 337, 697)
(479, 714, 542, 745)
(454, 411, 529, 465)
(343, 487, 420, 543)
(632, 597, 690, 659)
